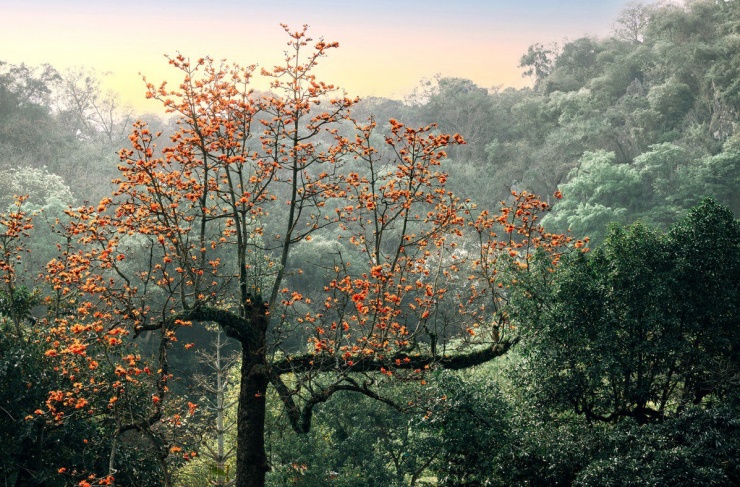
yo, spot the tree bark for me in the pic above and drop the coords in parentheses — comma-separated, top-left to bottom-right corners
(236, 344, 270, 487)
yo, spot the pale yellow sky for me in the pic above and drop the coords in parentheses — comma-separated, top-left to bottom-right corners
(1, 0, 633, 114)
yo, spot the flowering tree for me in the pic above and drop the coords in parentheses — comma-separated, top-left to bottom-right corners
(42, 26, 573, 487)
(0, 196, 37, 338)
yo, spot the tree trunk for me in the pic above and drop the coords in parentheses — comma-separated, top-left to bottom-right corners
(214, 330, 229, 486)
(235, 344, 269, 487)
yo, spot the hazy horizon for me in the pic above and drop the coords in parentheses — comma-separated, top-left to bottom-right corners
(3, 0, 638, 113)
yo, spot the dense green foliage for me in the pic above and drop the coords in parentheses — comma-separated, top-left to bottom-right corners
(512, 199, 740, 423)
(504, 199, 740, 484)
(1, 0, 739, 485)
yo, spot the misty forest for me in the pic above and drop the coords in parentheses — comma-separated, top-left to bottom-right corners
(1, 1, 739, 486)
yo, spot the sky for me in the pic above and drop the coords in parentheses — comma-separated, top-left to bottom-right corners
(1, 0, 636, 114)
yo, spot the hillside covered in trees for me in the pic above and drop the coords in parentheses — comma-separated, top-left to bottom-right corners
(1, 1, 739, 486)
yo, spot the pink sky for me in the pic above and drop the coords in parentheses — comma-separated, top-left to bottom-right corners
(2, 0, 636, 113)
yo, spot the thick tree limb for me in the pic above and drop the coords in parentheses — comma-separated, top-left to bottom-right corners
(183, 305, 259, 345)
(270, 338, 518, 376)
(135, 302, 266, 348)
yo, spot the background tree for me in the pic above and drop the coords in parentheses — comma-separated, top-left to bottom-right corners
(612, 2, 652, 44)
(192, 327, 239, 486)
(519, 43, 557, 90)
(52, 67, 133, 146)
